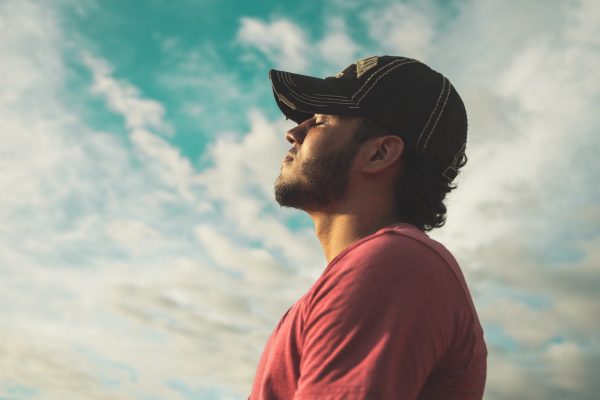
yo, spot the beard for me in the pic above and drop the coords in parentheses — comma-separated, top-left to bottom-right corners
(274, 141, 362, 210)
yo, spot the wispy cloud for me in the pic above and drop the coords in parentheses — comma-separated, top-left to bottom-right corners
(362, 2, 436, 61)
(1, 1, 317, 398)
(316, 17, 360, 68)
(82, 53, 173, 135)
(237, 17, 309, 71)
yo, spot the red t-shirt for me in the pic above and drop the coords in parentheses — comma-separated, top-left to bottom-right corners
(248, 223, 487, 399)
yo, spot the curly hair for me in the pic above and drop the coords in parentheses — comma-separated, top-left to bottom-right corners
(352, 117, 468, 232)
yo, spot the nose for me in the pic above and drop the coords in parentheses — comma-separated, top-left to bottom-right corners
(285, 123, 307, 146)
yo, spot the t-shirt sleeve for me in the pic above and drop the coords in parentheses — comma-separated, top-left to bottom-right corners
(294, 235, 463, 400)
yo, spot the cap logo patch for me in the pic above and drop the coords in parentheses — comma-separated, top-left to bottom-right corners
(356, 56, 379, 78)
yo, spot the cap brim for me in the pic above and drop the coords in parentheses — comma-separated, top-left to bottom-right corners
(269, 69, 361, 124)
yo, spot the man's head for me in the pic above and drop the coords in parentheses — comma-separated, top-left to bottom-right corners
(274, 114, 402, 212)
(271, 56, 468, 231)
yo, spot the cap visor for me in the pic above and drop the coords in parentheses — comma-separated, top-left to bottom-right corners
(269, 69, 360, 124)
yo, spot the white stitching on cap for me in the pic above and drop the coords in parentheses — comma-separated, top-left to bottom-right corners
(285, 72, 355, 102)
(308, 93, 352, 100)
(280, 74, 357, 106)
(278, 93, 297, 110)
(279, 72, 328, 106)
(280, 71, 330, 104)
(284, 72, 297, 87)
(292, 89, 355, 103)
(354, 60, 418, 105)
(288, 87, 356, 105)
(416, 75, 446, 149)
(351, 60, 403, 101)
(287, 91, 355, 108)
(352, 59, 418, 102)
(422, 78, 451, 150)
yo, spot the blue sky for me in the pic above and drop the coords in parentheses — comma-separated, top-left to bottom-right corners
(1, 0, 599, 399)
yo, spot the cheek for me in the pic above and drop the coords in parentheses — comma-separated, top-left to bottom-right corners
(304, 132, 337, 156)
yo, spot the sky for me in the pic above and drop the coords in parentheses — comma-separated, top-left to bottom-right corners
(0, 0, 599, 399)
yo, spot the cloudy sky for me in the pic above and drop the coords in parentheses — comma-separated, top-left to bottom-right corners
(1, 0, 599, 399)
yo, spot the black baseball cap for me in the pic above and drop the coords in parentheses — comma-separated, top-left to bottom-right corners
(268, 55, 467, 183)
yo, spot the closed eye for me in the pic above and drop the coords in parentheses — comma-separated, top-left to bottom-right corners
(313, 117, 327, 127)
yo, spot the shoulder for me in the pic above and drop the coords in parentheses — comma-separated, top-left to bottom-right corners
(308, 225, 474, 318)
(332, 225, 459, 283)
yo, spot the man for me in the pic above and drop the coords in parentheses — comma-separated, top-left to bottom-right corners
(248, 56, 487, 399)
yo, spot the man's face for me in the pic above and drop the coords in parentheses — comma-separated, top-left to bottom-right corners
(274, 114, 364, 211)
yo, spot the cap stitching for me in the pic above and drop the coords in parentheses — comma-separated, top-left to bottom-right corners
(280, 74, 356, 106)
(351, 59, 405, 102)
(290, 89, 354, 104)
(452, 142, 466, 164)
(283, 72, 297, 87)
(281, 71, 348, 104)
(422, 78, 451, 150)
(354, 60, 418, 105)
(284, 72, 355, 102)
(287, 88, 356, 106)
(273, 71, 325, 108)
(286, 93, 327, 107)
(416, 76, 447, 150)
(277, 93, 297, 110)
(307, 93, 352, 100)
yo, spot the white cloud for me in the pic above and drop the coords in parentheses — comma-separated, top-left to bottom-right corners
(235, 16, 360, 75)
(155, 45, 259, 134)
(544, 341, 587, 391)
(0, 2, 320, 398)
(362, 3, 435, 61)
(237, 17, 309, 71)
(105, 219, 164, 256)
(316, 18, 360, 68)
(0, 1, 259, 397)
(82, 53, 174, 136)
(129, 128, 201, 204)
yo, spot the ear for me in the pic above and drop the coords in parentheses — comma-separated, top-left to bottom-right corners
(360, 136, 404, 174)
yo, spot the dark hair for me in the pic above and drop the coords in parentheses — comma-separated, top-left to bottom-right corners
(352, 117, 468, 232)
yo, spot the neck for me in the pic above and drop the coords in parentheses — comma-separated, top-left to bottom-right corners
(308, 208, 405, 264)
